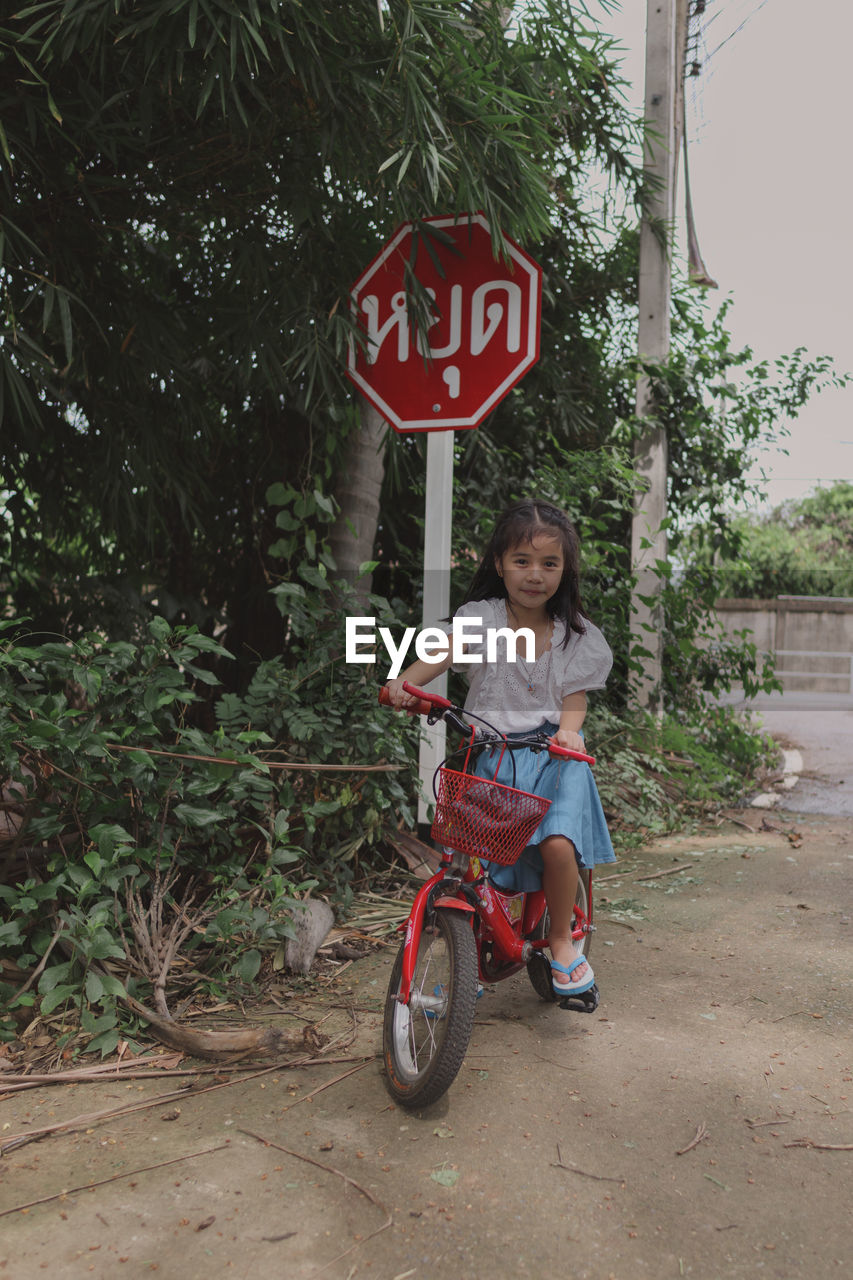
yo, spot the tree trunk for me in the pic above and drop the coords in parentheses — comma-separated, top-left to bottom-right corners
(328, 397, 388, 599)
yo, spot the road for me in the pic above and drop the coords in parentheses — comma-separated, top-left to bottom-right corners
(1, 706, 852, 1280)
(733, 692, 853, 817)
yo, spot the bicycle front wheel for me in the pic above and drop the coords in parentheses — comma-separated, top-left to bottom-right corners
(383, 908, 479, 1108)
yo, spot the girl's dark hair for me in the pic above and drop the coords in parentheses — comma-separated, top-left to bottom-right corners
(461, 500, 586, 643)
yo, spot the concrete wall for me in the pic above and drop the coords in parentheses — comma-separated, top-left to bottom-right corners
(715, 597, 853, 695)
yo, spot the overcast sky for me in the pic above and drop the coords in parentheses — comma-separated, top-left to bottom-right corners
(605, 0, 853, 511)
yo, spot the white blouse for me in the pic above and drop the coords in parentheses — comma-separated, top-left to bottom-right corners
(442, 597, 612, 733)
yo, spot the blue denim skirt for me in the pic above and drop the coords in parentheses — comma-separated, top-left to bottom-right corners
(471, 722, 616, 891)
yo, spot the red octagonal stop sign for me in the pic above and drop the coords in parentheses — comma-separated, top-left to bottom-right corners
(346, 213, 541, 432)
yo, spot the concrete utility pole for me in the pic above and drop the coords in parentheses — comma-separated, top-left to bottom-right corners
(630, 0, 688, 714)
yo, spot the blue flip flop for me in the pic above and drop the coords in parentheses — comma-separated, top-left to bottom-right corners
(550, 955, 595, 996)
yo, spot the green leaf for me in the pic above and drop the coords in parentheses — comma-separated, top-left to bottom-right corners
(0, 920, 24, 947)
(297, 565, 329, 591)
(266, 482, 296, 505)
(81, 1007, 117, 1035)
(87, 937, 126, 962)
(378, 146, 405, 174)
(270, 847, 301, 866)
(46, 88, 63, 125)
(143, 684, 175, 711)
(306, 799, 341, 818)
(0, 119, 12, 168)
(85, 971, 104, 1004)
(174, 803, 222, 829)
(233, 949, 262, 983)
(313, 490, 335, 518)
(99, 973, 127, 999)
(268, 537, 296, 558)
(38, 962, 71, 994)
(57, 291, 73, 364)
(275, 510, 300, 530)
(86, 1027, 121, 1057)
(273, 581, 306, 600)
(83, 849, 102, 877)
(188, 0, 199, 47)
(92, 823, 135, 857)
(41, 984, 77, 1014)
(26, 719, 60, 741)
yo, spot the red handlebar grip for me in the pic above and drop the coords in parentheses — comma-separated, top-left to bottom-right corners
(548, 743, 596, 766)
(378, 685, 434, 716)
(402, 681, 452, 710)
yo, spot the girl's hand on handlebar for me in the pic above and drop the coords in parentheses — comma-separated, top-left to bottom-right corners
(550, 728, 586, 754)
(383, 678, 421, 710)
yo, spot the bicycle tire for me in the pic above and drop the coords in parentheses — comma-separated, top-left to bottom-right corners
(526, 871, 592, 1002)
(383, 908, 479, 1108)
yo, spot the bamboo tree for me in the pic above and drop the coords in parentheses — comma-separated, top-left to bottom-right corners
(0, 1, 643, 648)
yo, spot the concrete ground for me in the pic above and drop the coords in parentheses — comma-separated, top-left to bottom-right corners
(744, 699, 853, 818)
(1, 704, 851, 1280)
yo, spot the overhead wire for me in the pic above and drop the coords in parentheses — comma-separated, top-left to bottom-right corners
(682, 0, 773, 254)
(706, 0, 771, 59)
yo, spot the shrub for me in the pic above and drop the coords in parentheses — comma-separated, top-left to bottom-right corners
(0, 616, 415, 1051)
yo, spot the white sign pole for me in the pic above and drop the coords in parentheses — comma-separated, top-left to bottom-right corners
(418, 429, 454, 826)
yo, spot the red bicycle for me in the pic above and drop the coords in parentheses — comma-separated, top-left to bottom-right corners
(379, 681, 598, 1108)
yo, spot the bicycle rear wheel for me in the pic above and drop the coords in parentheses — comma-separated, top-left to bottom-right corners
(383, 908, 479, 1108)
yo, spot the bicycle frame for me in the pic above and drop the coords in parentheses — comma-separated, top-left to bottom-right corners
(395, 846, 594, 1003)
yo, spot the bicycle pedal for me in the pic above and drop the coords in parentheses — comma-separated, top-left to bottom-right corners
(557, 983, 600, 1014)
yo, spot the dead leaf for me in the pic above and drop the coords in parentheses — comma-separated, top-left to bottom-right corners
(387, 830, 442, 880)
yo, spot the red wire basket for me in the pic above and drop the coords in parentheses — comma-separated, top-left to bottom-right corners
(430, 768, 551, 865)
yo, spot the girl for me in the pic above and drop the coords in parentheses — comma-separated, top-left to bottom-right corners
(384, 499, 616, 997)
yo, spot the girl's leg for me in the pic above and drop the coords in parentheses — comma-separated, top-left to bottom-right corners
(539, 834, 591, 987)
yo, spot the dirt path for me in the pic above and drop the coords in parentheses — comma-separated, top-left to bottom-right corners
(2, 802, 851, 1280)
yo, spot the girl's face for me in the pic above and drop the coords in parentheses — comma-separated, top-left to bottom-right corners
(495, 532, 565, 614)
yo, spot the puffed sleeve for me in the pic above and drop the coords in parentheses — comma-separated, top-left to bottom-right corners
(558, 620, 613, 695)
(438, 599, 494, 672)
